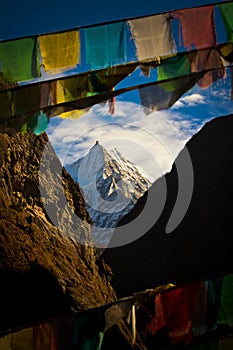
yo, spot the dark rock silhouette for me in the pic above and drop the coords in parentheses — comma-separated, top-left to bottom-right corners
(102, 114, 233, 298)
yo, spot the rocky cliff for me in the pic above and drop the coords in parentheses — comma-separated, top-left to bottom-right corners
(0, 131, 115, 331)
(102, 114, 233, 297)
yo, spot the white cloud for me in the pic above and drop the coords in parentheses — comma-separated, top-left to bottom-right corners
(172, 93, 206, 108)
(46, 73, 233, 181)
(47, 101, 191, 181)
(172, 100, 184, 109)
(181, 93, 205, 104)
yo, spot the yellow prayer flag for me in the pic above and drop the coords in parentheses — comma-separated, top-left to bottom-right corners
(53, 79, 91, 119)
(39, 31, 80, 73)
(59, 108, 91, 119)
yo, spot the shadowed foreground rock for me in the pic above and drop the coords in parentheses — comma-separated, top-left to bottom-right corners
(102, 114, 233, 297)
(0, 132, 115, 331)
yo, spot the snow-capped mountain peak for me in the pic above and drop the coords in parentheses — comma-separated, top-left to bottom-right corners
(65, 141, 151, 248)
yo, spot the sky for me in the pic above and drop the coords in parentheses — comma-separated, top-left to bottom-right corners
(47, 71, 233, 181)
(1, 0, 233, 182)
(0, 0, 229, 40)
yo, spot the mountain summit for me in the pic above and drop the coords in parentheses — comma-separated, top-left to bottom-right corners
(66, 142, 151, 247)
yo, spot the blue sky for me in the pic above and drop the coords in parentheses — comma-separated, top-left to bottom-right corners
(1, 0, 233, 181)
(47, 68, 233, 181)
(0, 0, 229, 40)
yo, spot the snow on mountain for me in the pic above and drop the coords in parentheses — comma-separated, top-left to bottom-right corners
(65, 141, 151, 248)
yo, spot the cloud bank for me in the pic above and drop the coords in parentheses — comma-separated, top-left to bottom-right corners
(47, 76, 233, 181)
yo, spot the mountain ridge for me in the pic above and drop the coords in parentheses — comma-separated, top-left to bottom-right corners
(66, 141, 151, 248)
(102, 114, 233, 297)
(0, 132, 115, 331)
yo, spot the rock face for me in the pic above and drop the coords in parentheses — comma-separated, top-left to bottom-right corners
(0, 132, 115, 331)
(102, 114, 233, 297)
(66, 142, 151, 248)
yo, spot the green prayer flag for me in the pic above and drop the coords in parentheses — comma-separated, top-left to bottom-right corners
(157, 52, 196, 91)
(218, 274, 233, 328)
(72, 308, 105, 350)
(0, 37, 41, 82)
(0, 90, 13, 118)
(218, 3, 233, 42)
(14, 84, 41, 116)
